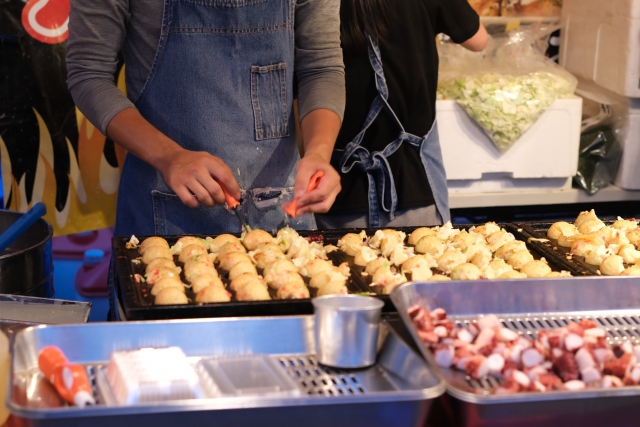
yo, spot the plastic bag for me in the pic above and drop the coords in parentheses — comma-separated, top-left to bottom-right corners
(572, 80, 625, 194)
(438, 26, 577, 153)
(574, 127, 622, 194)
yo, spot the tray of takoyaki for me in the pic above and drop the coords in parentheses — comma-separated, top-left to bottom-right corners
(391, 278, 640, 427)
(113, 222, 581, 320)
(516, 211, 640, 278)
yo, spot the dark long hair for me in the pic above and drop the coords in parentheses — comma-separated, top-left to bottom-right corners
(340, 0, 389, 56)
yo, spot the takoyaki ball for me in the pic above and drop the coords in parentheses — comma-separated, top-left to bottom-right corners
(471, 249, 493, 269)
(436, 250, 466, 274)
(600, 255, 625, 276)
(255, 242, 283, 253)
(146, 266, 178, 285)
(268, 271, 304, 290)
(372, 266, 395, 286)
(473, 222, 500, 237)
(276, 227, 300, 252)
(191, 273, 224, 293)
(382, 280, 405, 295)
(618, 244, 640, 264)
(229, 261, 258, 281)
(545, 271, 572, 278)
(139, 236, 170, 254)
(219, 252, 252, 271)
(309, 271, 347, 289)
(208, 234, 241, 253)
(195, 286, 231, 304)
(230, 273, 264, 293)
(178, 244, 208, 263)
(520, 260, 552, 278)
(242, 229, 274, 251)
(217, 241, 247, 259)
(569, 234, 606, 257)
(408, 228, 437, 246)
(142, 246, 174, 265)
(172, 236, 207, 254)
(612, 218, 638, 230)
(286, 236, 311, 259)
(276, 282, 310, 300)
(264, 259, 297, 280)
(354, 246, 380, 267)
(369, 229, 400, 249)
(301, 259, 334, 277)
(145, 257, 178, 275)
(578, 220, 606, 235)
(495, 241, 528, 261)
(595, 227, 619, 246)
(401, 256, 433, 281)
(428, 275, 452, 282)
(547, 221, 579, 240)
(452, 231, 484, 251)
(486, 258, 513, 278)
(155, 287, 189, 305)
(252, 249, 286, 270)
(337, 233, 366, 256)
(365, 257, 390, 276)
(621, 266, 640, 277)
(151, 276, 185, 296)
(450, 263, 482, 281)
(585, 248, 607, 266)
(415, 236, 445, 256)
(380, 234, 404, 258)
(626, 229, 640, 247)
(486, 230, 515, 253)
(435, 222, 460, 241)
(184, 257, 217, 276)
(184, 261, 217, 282)
(508, 250, 535, 270)
(317, 281, 349, 297)
(575, 209, 599, 228)
(401, 256, 426, 273)
(499, 271, 527, 279)
(236, 282, 271, 301)
(610, 230, 630, 246)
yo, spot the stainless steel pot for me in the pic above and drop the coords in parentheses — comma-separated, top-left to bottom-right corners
(0, 210, 53, 297)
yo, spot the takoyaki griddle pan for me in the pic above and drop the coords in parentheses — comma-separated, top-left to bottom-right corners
(514, 221, 620, 277)
(113, 225, 580, 321)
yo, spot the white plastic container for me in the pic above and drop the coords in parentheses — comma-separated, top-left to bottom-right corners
(437, 98, 582, 194)
(616, 99, 640, 190)
(560, 0, 640, 98)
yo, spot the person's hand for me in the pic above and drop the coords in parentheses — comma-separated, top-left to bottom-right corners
(293, 153, 341, 215)
(157, 148, 241, 208)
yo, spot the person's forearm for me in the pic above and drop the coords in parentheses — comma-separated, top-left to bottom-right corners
(300, 108, 341, 162)
(106, 108, 182, 172)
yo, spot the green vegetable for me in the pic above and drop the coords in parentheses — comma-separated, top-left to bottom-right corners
(438, 72, 576, 153)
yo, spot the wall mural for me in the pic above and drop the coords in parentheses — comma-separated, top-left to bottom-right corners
(0, 0, 125, 235)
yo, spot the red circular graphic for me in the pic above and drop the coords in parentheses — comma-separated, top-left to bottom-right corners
(21, 0, 70, 44)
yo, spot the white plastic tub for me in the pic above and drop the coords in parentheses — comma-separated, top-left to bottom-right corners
(437, 97, 582, 194)
(560, 0, 640, 98)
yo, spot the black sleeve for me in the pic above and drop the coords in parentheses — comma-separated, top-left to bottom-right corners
(424, 0, 480, 44)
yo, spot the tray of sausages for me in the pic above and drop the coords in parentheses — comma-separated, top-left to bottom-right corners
(112, 222, 581, 320)
(391, 278, 640, 427)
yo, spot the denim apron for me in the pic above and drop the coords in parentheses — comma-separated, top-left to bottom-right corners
(112, 0, 314, 238)
(333, 36, 450, 227)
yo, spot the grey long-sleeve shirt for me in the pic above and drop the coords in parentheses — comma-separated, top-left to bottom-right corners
(66, 0, 345, 137)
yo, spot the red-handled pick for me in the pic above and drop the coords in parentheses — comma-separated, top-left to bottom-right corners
(220, 184, 251, 231)
(282, 170, 325, 218)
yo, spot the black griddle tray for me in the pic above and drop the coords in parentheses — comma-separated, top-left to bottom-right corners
(113, 225, 578, 321)
(515, 221, 629, 276)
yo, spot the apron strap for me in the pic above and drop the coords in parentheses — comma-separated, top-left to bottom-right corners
(338, 34, 426, 227)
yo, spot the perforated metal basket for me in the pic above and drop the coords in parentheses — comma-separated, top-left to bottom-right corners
(8, 315, 444, 427)
(391, 277, 640, 427)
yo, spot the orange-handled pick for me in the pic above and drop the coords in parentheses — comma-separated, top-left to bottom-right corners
(219, 183, 250, 231)
(282, 170, 325, 218)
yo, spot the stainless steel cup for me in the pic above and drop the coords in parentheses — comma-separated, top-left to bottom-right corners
(312, 295, 384, 368)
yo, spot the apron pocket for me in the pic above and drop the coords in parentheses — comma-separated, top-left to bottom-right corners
(251, 62, 289, 141)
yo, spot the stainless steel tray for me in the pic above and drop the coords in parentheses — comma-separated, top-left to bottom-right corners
(7, 316, 445, 427)
(390, 277, 640, 427)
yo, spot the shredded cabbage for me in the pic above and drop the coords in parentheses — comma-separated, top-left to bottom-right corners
(438, 72, 576, 153)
